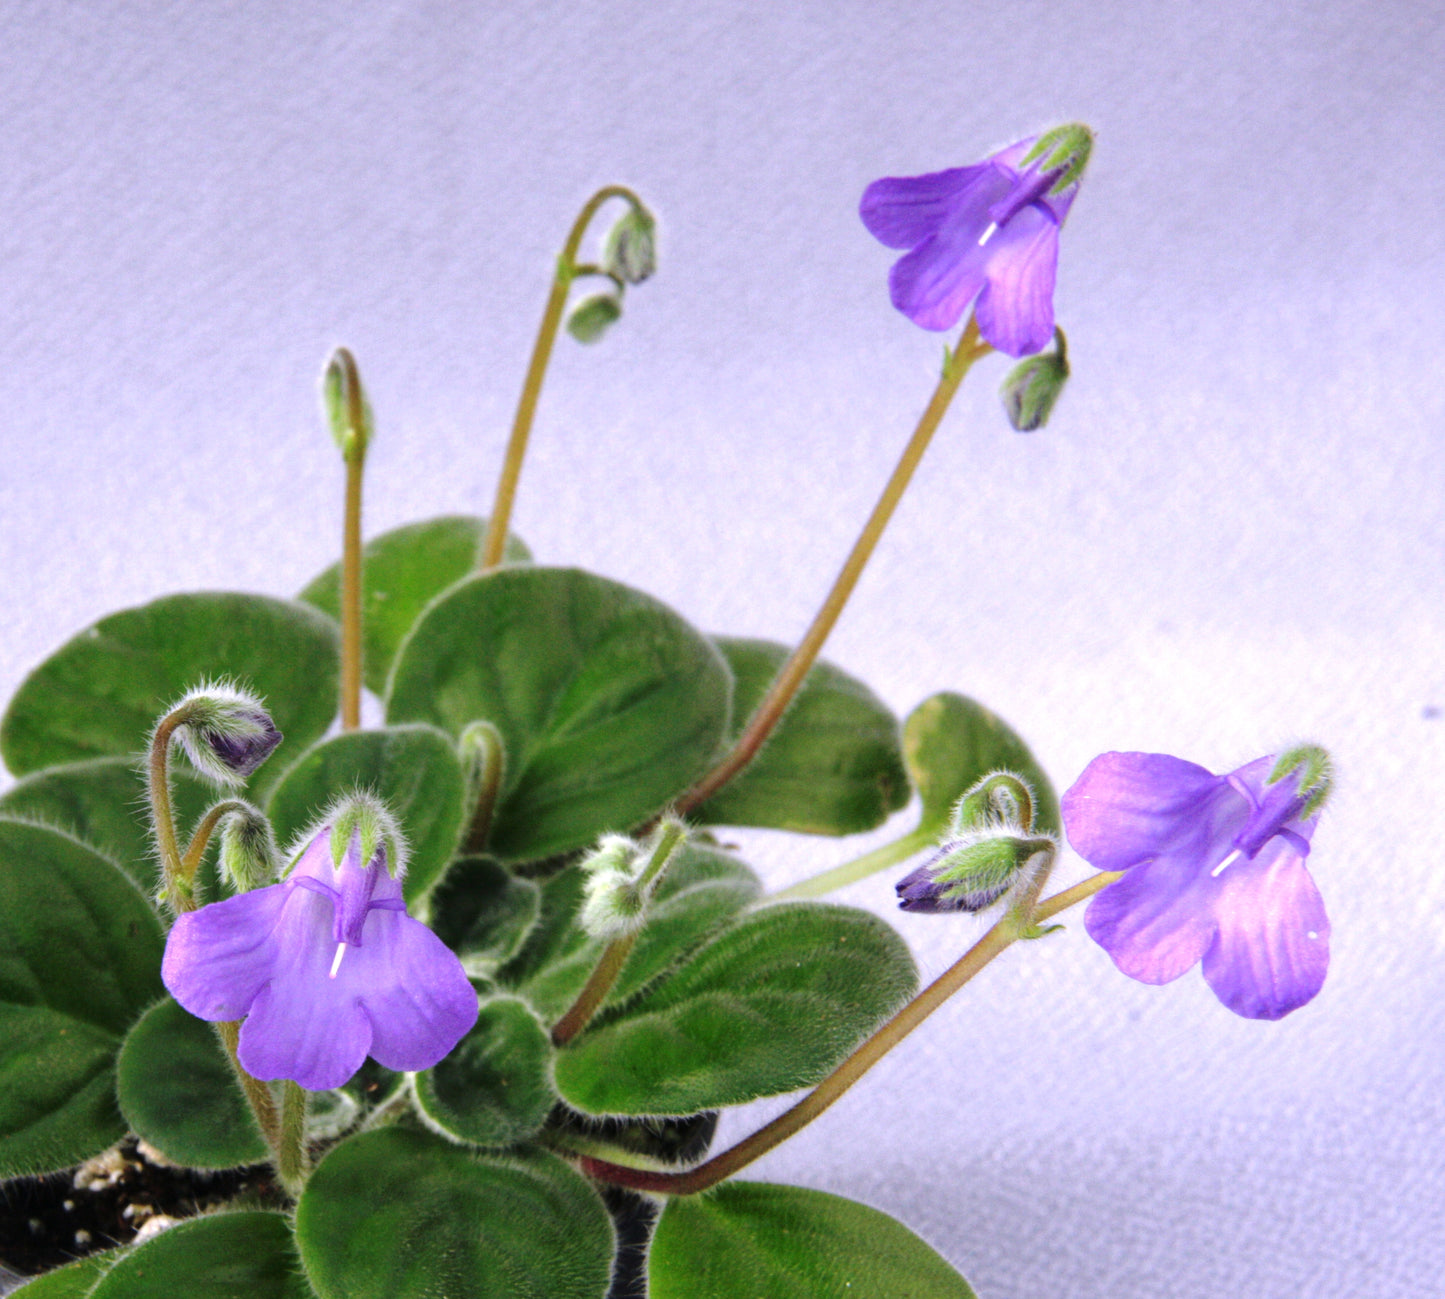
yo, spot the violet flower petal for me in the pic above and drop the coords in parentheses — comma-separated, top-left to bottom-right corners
(1062, 751, 1229, 871)
(1083, 855, 1220, 985)
(859, 163, 995, 249)
(1201, 841, 1331, 1020)
(357, 914, 481, 1072)
(162, 884, 288, 1021)
(973, 206, 1062, 358)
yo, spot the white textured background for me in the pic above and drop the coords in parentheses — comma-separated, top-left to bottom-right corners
(1, 2, 1442, 1294)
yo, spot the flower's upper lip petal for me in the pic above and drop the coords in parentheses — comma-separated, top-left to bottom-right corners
(353, 911, 479, 1073)
(161, 882, 289, 1022)
(286, 826, 339, 887)
(860, 162, 997, 250)
(973, 206, 1061, 357)
(1083, 853, 1220, 984)
(1200, 839, 1330, 1019)
(1063, 751, 1235, 872)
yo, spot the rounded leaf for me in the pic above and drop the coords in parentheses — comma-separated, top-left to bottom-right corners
(904, 692, 1059, 834)
(266, 724, 467, 903)
(414, 997, 555, 1147)
(650, 1182, 976, 1298)
(296, 1128, 613, 1299)
(554, 902, 917, 1115)
(298, 514, 531, 696)
(0, 819, 164, 1178)
(1, 592, 340, 789)
(116, 997, 267, 1169)
(426, 856, 541, 977)
(696, 638, 909, 834)
(90, 1211, 309, 1299)
(386, 567, 731, 861)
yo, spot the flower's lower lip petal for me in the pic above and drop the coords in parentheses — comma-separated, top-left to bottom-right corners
(1200, 847, 1330, 1020)
(1063, 751, 1229, 871)
(972, 207, 1060, 357)
(1084, 856, 1218, 985)
(888, 234, 989, 331)
(238, 979, 373, 1092)
(355, 915, 480, 1073)
(859, 163, 995, 250)
(161, 884, 289, 1021)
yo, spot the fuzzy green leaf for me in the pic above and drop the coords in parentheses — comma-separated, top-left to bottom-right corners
(0, 819, 164, 1178)
(386, 567, 731, 862)
(90, 1212, 310, 1299)
(650, 1182, 976, 1298)
(296, 1129, 613, 1299)
(694, 638, 909, 835)
(554, 902, 916, 1115)
(426, 856, 541, 978)
(0, 593, 339, 794)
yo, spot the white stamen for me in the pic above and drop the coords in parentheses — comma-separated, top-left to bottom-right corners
(1211, 848, 1243, 878)
(329, 942, 347, 979)
(1307, 930, 1319, 940)
(978, 221, 999, 246)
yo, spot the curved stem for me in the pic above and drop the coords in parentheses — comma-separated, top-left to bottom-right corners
(479, 185, 645, 571)
(462, 724, 507, 853)
(675, 318, 991, 816)
(148, 713, 189, 912)
(581, 866, 1120, 1195)
(179, 798, 251, 888)
(772, 826, 933, 901)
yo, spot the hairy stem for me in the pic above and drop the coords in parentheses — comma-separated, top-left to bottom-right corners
(581, 866, 1121, 1195)
(148, 713, 189, 913)
(675, 318, 990, 816)
(479, 185, 646, 571)
(178, 799, 250, 888)
(339, 353, 367, 730)
(277, 1080, 310, 1196)
(216, 1020, 280, 1148)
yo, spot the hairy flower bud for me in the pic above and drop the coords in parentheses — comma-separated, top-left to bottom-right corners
(896, 831, 1055, 914)
(1000, 328, 1069, 431)
(567, 293, 623, 343)
(603, 205, 658, 285)
(163, 684, 283, 786)
(215, 803, 283, 891)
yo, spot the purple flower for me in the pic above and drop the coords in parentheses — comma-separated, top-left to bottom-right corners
(1062, 751, 1331, 1020)
(162, 824, 478, 1090)
(860, 124, 1091, 356)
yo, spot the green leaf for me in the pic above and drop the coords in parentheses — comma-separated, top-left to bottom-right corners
(11, 1252, 117, 1297)
(507, 842, 762, 1023)
(425, 856, 541, 978)
(695, 638, 909, 835)
(0, 819, 165, 1178)
(387, 567, 732, 862)
(90, 1211, 310, 1299)
(115, 997, 267, 1169)
(266, 724, 466, 904)
(0, 756, 217, 897)
(413, 997, 555, 1147)
(0, 593, 340, 794)
(650, 1182, 977, 1298)
(296, 1129, 613, 1299)
(904, 692, 1059, 835)
(298, 514, 531, 696)
(554, 902, 916, 1115)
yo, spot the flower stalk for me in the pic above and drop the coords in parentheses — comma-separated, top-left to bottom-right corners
(675, 316, 991, 816)
(277, 1080, 309, 1195)
(581, 863, 1120, 1196)
(479, 184, 648, 572)
(323, 348, 371, 732)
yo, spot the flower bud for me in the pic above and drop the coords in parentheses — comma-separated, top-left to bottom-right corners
(1000, 327, 1068, 430)
(580, 867, 649, 941)
(895, 832, 1054, 913)
(322, 346, 374, 464)
(164, 684, 283, 786)
(323, 791, 407, 879)
(603, 205, 658, 285)
(579, 833, 641, 877)
(950, 771, 1038, 836)
(566, 293, 624, 343)
(214, 803, 282, 891)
